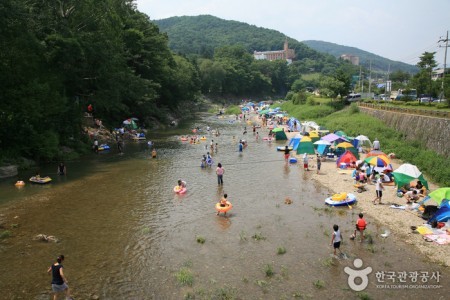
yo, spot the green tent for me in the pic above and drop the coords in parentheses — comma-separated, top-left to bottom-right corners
(296, 136, 315, 155)
(272, 128, 287, 140)
(392, 164, 428, 189)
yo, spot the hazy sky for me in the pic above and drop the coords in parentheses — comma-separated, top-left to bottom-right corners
(136, 0, 449, 68)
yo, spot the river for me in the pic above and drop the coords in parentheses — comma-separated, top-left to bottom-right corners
(0, 113, 448, 299)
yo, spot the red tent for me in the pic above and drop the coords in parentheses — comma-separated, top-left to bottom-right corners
(336, 150, 358, 167)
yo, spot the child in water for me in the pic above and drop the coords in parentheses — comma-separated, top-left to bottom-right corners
(351, 213, 367, 242)
(151, 149, 157, 158)
(330, 224, 342, 256)
(177, 180, 187, 188)
(217, 194, 229, 215)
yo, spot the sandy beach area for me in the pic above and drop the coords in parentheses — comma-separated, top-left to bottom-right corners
(250, 113, 449, 267)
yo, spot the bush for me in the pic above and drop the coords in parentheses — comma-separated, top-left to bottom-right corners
(225, 105, 241, 115)
(349, 103, 360, 114)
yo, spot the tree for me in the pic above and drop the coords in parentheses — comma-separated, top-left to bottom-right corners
(319, 76, 344, 100)
(415, 51, 437, 98)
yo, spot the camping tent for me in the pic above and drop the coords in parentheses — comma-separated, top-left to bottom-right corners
(272, 127, 287, 140)
(321, 133, 348, 144)
(287, 117, 301, 132)
(336, 142, 359, 159)
(296, 136, 315, 155)
(392, 164, 429, 189)
(288, 134, 302, 150)
(354, 135, 373, 149)
(336, 150, 358, 167)
(428, 200, 450, 223)
(308, 131, 320, 143)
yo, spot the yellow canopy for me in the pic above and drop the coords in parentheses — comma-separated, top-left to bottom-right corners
(336, 142, 354, 148)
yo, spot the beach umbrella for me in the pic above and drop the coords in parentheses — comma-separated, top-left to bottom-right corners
(336, 142, 354, 149)
(392, 163, 428, 189)
(364, 156, 390, 167)
(424, 188, 450, 206)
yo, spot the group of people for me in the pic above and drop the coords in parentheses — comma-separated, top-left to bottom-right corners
(331, 213, 367, 256)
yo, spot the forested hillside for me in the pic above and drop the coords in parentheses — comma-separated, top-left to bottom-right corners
(0, 0, 200, 162)
(303, 40, 418, 74)
(154, 15, 333, 65)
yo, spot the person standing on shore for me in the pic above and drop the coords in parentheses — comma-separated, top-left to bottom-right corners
(303, 153, 309, 171)
(47, 255, 73, 300)
(373, 174, 384, 204)
(316, 154, 321, 174)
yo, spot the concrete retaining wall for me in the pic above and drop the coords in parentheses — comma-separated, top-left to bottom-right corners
(359, 107, 449, 158)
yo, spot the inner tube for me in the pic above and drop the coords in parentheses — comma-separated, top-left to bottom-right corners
(289, 157, 297, 163)
(206, 158, 213, 166)
(98, 144, 110, 151)
(200, 137, 207, 140)
(331, 193, 347, 201)
(15, 181, 25, 187)
(180, 138, 188, 141)
(215, 201, 232, 213)
(173, 186, 187, 194)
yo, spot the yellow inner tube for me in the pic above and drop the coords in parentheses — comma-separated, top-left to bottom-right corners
(331, 193, 347, 201)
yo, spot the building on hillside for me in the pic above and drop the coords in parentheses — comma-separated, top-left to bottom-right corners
(432, 68, 445, 81)
(340, 54, 360, 66)
(253, 38, 295, 63)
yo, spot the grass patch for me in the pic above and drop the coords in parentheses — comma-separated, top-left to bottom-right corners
(196, 236, 205, 244)
(0, 230, 12, 239)
(213, 285, 237, 300)
(175, 267, 194, 286)
(281, 265, 289, 279)
(292, 291, 303, 298)
(239, 230, 247, 241)
(357, 292, 373, 300)
(367, 244, 376, 253)
(255, 279, 268, 288)
(141, 227, 152, 234)
(313, 279, 325, 289)
(252, 233, 266, 241)
(321, 257, 336, 267)
(224, 105, 241, 115)
(10, 224, 19, 228)
(264, 264, 274, 277)
(183, 260, 193, 268)
(277, 246, 287, 255)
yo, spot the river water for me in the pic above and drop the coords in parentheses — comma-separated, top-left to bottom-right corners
(0, 113, 448, 299)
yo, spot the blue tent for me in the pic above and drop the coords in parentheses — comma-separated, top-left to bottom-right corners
(317, 144, 330, 155)
(288, 134, 302, 150)
(428, 200, 450, 223)
(287, 117, 301, 132)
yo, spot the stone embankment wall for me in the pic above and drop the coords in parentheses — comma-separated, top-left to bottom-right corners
(359, 106, 449, 158)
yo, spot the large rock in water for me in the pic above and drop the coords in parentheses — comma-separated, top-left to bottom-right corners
(0, 165, 18, 179)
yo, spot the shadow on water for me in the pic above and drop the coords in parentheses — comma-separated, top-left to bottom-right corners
(0, 112, 448, 299)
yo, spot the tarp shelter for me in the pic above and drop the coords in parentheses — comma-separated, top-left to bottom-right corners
(296, 136, 315, 155)
(428, 200, 450, 223)
(392, 164, 429, 189)
(336, 150, 358, 167)
(288, 134, 302, 150)
(272, 127, 287, 140)
(423, 188, 450, 206)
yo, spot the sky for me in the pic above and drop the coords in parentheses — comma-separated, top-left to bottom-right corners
(136, 0, 449, 68)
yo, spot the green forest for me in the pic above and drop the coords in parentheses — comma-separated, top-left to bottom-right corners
(0, 0, 201, 163)
(0, 6, 360, 164)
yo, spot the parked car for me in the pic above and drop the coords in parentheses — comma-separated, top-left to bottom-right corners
(347, 93, 361, 102)
(419, 97, 433, 103)
(433, 98, 447, 103)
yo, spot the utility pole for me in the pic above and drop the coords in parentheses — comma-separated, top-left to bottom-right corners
(359, 65, 362, 92)
(438, 31, 449, 100)
(386, 64, 391, 100)
(368, 60, 372, 97)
